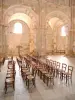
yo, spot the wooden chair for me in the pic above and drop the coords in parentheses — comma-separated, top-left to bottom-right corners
(21, 69, 30, 80)
(52, 61, 57, 77)
(4, 60, 15, 93)
(56, 61, 61, 77)
(64, 66, 73, 84)
(38, 62, 46, 79)
(45, 71, 54, 86)
(26, 67, 37, 89)
(37, 61, 43, 76)
(5, 71, 15, 94)
(59, 63, 67, 80)
(5, 78, 15, 93)
(46, 59, 50, 66)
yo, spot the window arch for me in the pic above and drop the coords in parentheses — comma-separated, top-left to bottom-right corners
(14, 22, 22, 34)
(61, 26, 66, 36)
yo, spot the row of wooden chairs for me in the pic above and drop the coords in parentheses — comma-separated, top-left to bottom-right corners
(25, 55, 54, 86)
(46, 59, 73, 84)
(18, 55, 73, 87)
(17, 57, 37, 89)
(26, 55, 73, 85)
(36, 60, 54, 86)
(4, 60, 15, 93)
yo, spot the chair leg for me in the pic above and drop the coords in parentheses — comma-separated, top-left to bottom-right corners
(28, 79, 29, 89)
(13, 82, 15, 90)
(52, 78, 54, 85)
(60, 72, 63, 80)
(66, 75, 67, 84)
(71, 77, 72, 84)
(47, 77, 49, 86)
(42, 74, 45, 83)
(5, 82, 7, 94)
(33, 78, 35, 87)
(43, 74, 45, 83)
(56, 69, 58, 77)
(26, 78, 28, 86)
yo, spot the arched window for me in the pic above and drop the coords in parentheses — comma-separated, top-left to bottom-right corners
(13, 22, 22, 34)
(61, 26, 66, 36)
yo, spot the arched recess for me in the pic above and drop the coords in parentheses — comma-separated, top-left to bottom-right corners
(45, 22, 53, 54)
(3, 5, 39, 55)
(46, 10, 70, 54)
(6, 20, 30, 56)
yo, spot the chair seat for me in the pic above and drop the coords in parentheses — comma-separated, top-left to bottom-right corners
(6, 74, 14, 78)
(64, 72, 71, 75)
(7, 71, 14, 74)
(58, 69, 63, 72)
(22, 69, 29, 73)
(45, 73, 53, 78)
(41, 71, 48, 74)
(7, 69, 14, 72)
(8, 66, 13, 68)
(27, 75, 34, 80)
(26, 72, 32, 75)
(37, 67, 42, 69)
(39, 69, 44, 72)
(21, 67, 28, 69)
(59, 69, 66, 73)
(5, 78, 14, 83)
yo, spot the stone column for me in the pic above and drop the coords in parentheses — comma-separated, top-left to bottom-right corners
(35, 0, 42, 56)
(67, 1, 75, 56)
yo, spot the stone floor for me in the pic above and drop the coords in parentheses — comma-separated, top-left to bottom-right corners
(0, 55, 75, 100)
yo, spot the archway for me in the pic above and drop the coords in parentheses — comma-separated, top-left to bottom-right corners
(46, 11, 70, 54)
(3, 5, 39, 56)
(6, 20, 30, 56)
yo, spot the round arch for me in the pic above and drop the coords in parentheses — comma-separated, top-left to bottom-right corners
(46, 10, 70, 25)
(3, 5, 39, 54)
(45, 10, 70, 54)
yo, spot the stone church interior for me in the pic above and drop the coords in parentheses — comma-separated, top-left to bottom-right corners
(0, 0, 75, 100)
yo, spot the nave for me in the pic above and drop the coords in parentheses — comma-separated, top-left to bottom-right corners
(0, 56, 75, 100)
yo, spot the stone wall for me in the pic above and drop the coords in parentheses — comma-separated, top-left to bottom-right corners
(0, 0, 75, 56)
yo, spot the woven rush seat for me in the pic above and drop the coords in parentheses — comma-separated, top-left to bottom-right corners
(22, 69, 29, 73)
(45, 73, 53, 78)
(27, 75, 34, 80)
(26, 72, 32, 75)
(41, 71, 48, 74)
(6, 74, 14, 78)
(5, 78, 14, 83)
(45, 73, 54, 86)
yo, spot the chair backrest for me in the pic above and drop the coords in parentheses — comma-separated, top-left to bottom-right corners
(46, 59, 49, 65)
(68, 66, 73, 75)
(32, 67, 37, 78)
(52, 61, 56, 68)
(62, 63, 67, 71)
(56, 61, 61, 69)
(49, 59, 53, 67)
